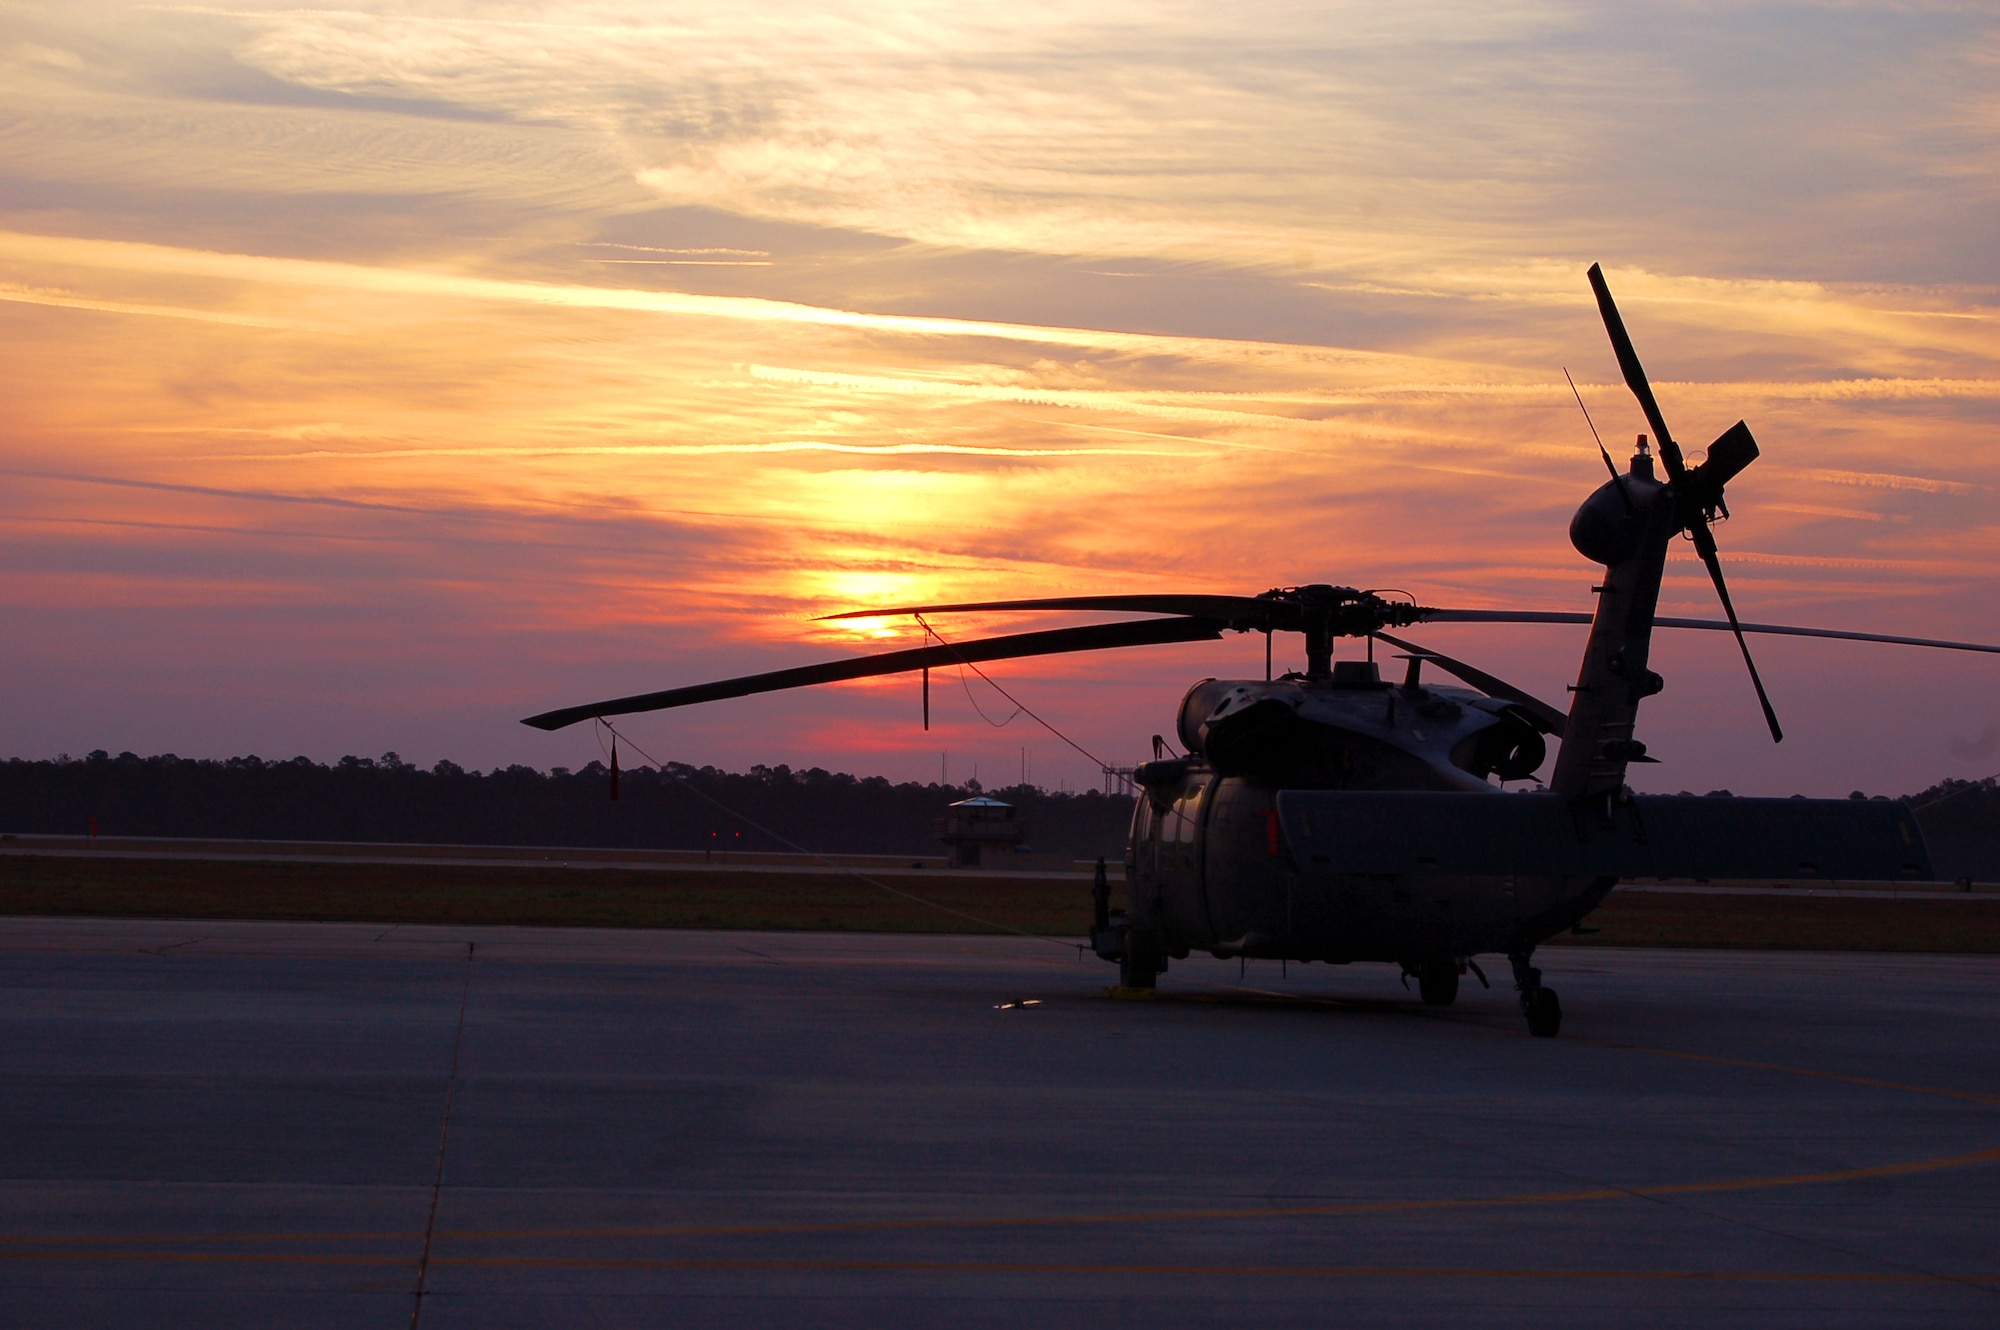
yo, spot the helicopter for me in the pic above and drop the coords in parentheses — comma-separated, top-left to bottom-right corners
(525, 264, 1999, 1037)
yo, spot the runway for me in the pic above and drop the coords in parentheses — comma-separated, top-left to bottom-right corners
(3, 919, 1997, 1327)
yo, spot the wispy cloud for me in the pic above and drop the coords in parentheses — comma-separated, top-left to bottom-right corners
(186, 440, 1182, 460)
(0, 230, 1343, 357)
(1794, 468, 1984, 496)
(0, 280, 323, 330)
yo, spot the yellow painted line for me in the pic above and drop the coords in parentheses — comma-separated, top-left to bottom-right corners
(9, 1141, 1997, 1256)
(435, 1141, 2000, 1242)
(1, 1249, 1994, 1283)
(0, 1230, 419, 1245)
(1583, 1041, 2000, 1107)
(432, 1258, 1999, 1282)
(0, 1251, 410, 1266)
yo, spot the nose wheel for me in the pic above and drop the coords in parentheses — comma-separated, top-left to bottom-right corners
(1510, 952, 1562, 1037)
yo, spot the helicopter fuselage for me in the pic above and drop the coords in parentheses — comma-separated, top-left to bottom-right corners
(1123, 672, 1603, 970)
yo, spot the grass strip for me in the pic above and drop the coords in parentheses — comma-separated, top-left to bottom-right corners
(5, 855, 2000, 952)
(1549, 890, 2000, 953)
(0, 855, 1090, 935)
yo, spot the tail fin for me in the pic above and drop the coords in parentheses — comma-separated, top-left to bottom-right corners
(1550, 443, 1676, 800)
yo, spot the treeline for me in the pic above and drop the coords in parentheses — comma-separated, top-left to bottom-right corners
(0, 751, 1136, 859)
(1, 752, 1992, 879)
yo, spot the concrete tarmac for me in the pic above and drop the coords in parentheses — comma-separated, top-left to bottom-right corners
(3, 918, 1997, 1328)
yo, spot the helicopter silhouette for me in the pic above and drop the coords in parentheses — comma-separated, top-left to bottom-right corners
(526, 265, 1998, 1037)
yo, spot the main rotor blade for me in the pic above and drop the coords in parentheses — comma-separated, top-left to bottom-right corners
(1587, 262, 1686, 480)
(1418, 609, 1594, 627)
(833, 598, 1615, 633)
(1412, 606, 2000, 655)
(819, 594, 1277, 623)
(1372, 631, 1569, 736)
(521, 615, 1227, 731)
(1655, 619, 2000, 654)
(834, 597, 1638, 635)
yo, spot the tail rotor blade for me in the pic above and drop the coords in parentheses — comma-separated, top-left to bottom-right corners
(1699, 421, 1759, 490)
(1587, 263, 1686, 479)
(1695, 539, 1783, 743)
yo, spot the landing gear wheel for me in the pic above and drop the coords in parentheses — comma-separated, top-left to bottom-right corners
(1120, 934, 1162, 990)
(1418, 961, 1459, 1007)
(1522, 987, 1562, 1038)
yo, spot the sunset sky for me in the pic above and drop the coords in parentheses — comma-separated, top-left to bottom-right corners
(3, 0, 1997, 797)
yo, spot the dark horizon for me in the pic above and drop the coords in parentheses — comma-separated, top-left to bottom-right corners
(0, 749, 1140, 861)
(5, 749, 1995, 880)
